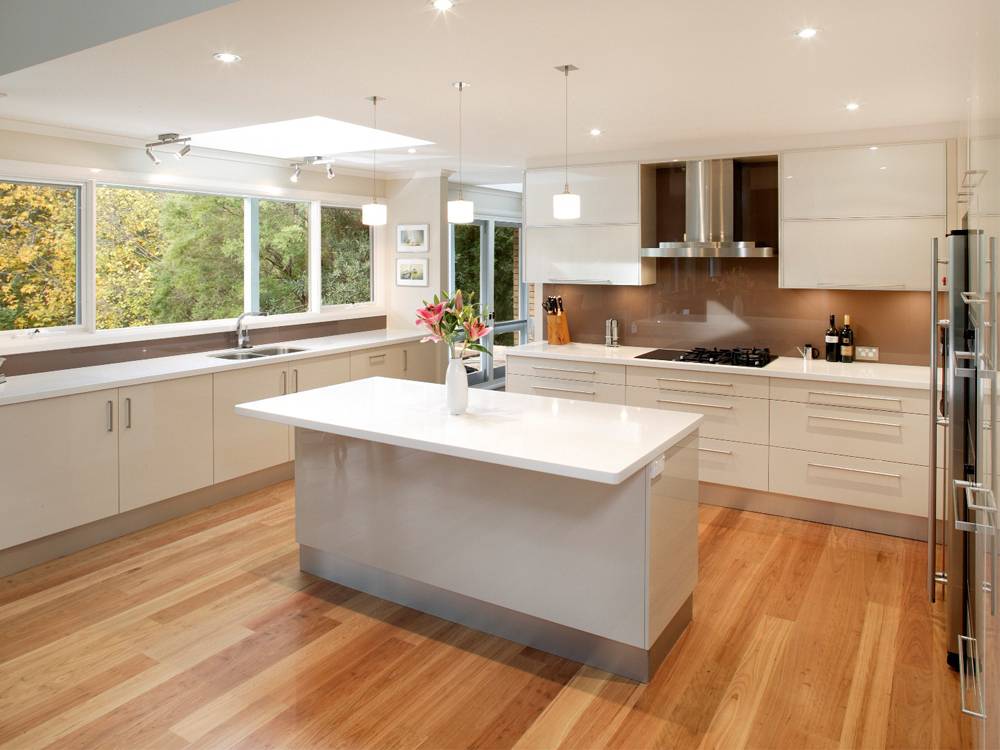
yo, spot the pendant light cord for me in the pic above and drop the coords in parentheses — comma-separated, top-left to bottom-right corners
(458, 83, 464, 200)
(564, 68, 568, 191)
(371, 97, 377, 203)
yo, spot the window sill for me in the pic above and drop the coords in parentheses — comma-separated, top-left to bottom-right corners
(0, 306, 385, 356)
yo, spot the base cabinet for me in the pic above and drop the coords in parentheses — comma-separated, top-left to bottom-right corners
(0, 389, 119, 549)
(401, 342, 440, 383)
(214, 363, 291, 482)
(350, 346, 406, 380)
(119, 375, 214, 512)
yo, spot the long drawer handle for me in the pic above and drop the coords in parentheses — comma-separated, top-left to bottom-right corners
(807, 462, 901, 480)
(369, 353, 386, 363)
(531, 385, 596, 396)
(807, 390, 902, 404)
(807, 414, 902, 429)
(547, 278, 612, 284)
(532, 365, 597, 375)
(816, 282, 906, 289)
(958, 635, 987, 719)
(698, 447, 733, 455)
(656, 377, 733, 388)
(656, 398, 733, 410)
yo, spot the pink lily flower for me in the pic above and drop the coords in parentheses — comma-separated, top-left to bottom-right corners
(463, 319, 492, 342)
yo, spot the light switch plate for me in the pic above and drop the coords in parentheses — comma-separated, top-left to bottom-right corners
(855, 346, 879, 362)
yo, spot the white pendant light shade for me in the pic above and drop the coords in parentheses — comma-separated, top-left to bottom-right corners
(553, 190, 581, 221)
(447, 199, 474, 224)
(361, 202, 387, 226)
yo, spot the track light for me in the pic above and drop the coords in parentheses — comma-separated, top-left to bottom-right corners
(326, 164, 335, 179)
(145, 147, 160, 165)
(290, 164, 301, 183)
(145, 132, 190, 166)
(174, 144, 192, 160)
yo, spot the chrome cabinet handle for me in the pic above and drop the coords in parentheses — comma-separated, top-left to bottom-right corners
(816, 282, 906, 289)
(546, 278, 612, 284)
(656, 398, 733, 410)
(656, 377, 733, 388)
(404, 349, 408, 372)
(807, 462, 901, 480)
(125, 397, 132, 429)
(293, 368, 299, 393)
(369, 353, 386, 363)
(281, 371, 287, 395)
(807, 390, 902, 404)
(106, 400, 114, 432)
(532, 365, 596, 375)
(531, 385, 596, 396)
(807, 414, 902, 429)
(957, 635, 987, 719)
(698, 447, 733, 455)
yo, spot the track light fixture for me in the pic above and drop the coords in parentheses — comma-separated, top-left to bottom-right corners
(175, 144, 192, 160)
(144, 132, 190, 166)
(290, 164, 301, 183)
(326, 164, 335, 179)
(145, 147, 160, 165)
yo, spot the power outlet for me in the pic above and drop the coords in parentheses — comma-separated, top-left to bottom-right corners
(855, 346, 879, 362)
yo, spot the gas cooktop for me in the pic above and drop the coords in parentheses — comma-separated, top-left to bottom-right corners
(634, 347, 777, 368)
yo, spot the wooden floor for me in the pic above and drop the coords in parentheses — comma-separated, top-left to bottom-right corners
(0, 481, 973, 749)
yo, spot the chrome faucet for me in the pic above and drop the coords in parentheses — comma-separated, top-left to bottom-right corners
(235, 311, 267, 349)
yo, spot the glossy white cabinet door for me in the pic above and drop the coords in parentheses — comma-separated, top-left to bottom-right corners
(525, 163, 640, 226)
(0, 389, 119, 549)
(289, 354, 351, 393)
(350, 345, 406, 380)
(214, 363, 290, 482)
(524, 224, 652, 285)
(780, 216, 946, 290)
(119, 375, 213, 512)
(401, 341, 441, 383)
(781, 142, 947, 219)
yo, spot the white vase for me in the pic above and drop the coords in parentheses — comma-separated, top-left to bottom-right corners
(445, 357, 469, 415)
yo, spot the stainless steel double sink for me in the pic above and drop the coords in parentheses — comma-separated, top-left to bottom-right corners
(209, 345, 305, 361)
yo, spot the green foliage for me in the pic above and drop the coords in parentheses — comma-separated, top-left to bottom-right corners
(320, 206, 372, 305)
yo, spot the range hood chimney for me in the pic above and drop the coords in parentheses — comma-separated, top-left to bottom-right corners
(642, 159, 774, 259)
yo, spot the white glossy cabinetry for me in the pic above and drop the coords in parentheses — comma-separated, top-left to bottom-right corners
(289, 354, 350, 393)
(214, 363, 291, 482)
(506, 355, 626, 404)
(523, 163, 655, 286)
(119, 375, 214, 512)
(350, 345, 406, 380)
(780, 141, 947, 290)
(0, 389, 119, 549)
(401, 341, 440, 383)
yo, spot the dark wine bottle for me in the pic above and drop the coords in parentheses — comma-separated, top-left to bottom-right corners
(825, 314, 839, 362)
(839, 315, 855, 363)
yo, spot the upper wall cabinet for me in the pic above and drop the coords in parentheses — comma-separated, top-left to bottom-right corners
(523, 162, 655, 286)
(780, 141, 948, 290)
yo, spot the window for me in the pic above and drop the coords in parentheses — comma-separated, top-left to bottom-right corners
(96, 186, 243, 328)
(257, 199, 309, 315)
(0, 180, 80, 331)
(320, 206, 372, 305)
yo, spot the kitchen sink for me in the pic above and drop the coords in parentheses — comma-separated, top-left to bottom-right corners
(209, 345, 306, 360)
(210, 350, 268, 360)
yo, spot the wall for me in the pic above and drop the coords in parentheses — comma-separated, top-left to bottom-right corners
(545, 258, 931, 365)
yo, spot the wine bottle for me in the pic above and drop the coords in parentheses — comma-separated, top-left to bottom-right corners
(824, 314, 839, 362)
(839, 315, 855, 363)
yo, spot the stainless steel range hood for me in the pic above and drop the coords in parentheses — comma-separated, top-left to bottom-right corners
(641, 159, 774, 259)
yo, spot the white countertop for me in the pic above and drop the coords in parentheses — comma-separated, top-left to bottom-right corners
(0, 329, 424, 407)
(507, 342, 932, 390)
(235, 377, 702, 485)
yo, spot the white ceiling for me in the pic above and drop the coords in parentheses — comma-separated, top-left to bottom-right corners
(0, 0, 985, 184)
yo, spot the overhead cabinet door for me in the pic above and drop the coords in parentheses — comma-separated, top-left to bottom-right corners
(524, 163, 640, 226)
(523, 224, 645, 285)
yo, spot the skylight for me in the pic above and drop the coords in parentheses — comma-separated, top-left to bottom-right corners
(188, 115, 433, 159)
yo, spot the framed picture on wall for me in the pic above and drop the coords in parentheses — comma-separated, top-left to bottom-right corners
(397, 224, 429, 253)
(396, 257, 429, 286)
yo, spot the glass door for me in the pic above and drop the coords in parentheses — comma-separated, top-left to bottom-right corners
(450, 218, 527, 387)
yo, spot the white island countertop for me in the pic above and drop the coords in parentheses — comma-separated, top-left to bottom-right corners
(507, 342, 932, 390)
(236, 377, 702, 485)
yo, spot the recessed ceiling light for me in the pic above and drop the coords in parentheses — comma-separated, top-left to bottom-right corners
(189, 115, 433, 159)
(796, 27, 818, 39)
(589, 128, 602, 136)
(89, 168, 102, 173)
(408, 147, 417, 154)
(845, 101, 860, 111)
(869, 145, 879, 150)
(212, 52, 241, 63)
(432, 0, 454, 10)
(785, 175, 794, 179)
(879, 165, 887, 170)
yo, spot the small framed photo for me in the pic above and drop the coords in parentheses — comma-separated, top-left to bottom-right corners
(397, 224, 429, 253)
(396, 257, 428, 286)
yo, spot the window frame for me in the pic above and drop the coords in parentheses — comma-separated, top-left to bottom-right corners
(0, 161, 384, 353)
(317, 202, 376, 312)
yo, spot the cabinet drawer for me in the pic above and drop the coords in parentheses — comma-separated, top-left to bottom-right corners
(626, 386, 769, 445)
(770, 400, 929, 465)
(350, 345, 406, 380)
(627, 366, 769, 399)
(769, 378, 928, 415)
(506, 374, 625, 404)
(697, 438, 769, 492)
(769, 447, 928, 516)
(507, 356, 625, 385)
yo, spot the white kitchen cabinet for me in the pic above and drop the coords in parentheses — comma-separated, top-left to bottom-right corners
(119, 375, 214, 512)
(525, 163, 640, 226)
(350, 345, 406, 380)
(507, 373, 626, 404)
(214, 363, 291, 482)
(523, 225, 654, 285)
(0, 389, 119, 549)
(401, 341, 441, 383)
(780, 216, 946, 290)
(781, 142, 947, 219)
(697, 437, 769, 492)
(626, 385, 769, 445)
(508, 356, 625, 385)
(288, 354, 351, 393)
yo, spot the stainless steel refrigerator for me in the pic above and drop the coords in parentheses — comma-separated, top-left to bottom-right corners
(930, 229, 1000, 745)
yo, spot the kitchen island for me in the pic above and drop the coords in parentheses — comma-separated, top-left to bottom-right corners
(236, 377, 701, 681)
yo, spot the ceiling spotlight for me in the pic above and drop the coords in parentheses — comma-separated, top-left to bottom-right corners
(589, 128, 602, 136)
(174, 144, 192, 160)
(432, 0, 454, 10)
(290, 164, 301, 183)
(326, 164, 335, 179)
(879, 165, 888, 170)
(145, 147, 160, 165)
(407, 148, 417, 154)
(796, 27, 818, 39)
(213, 52, 241, 63)
(845, 101, 860, 111)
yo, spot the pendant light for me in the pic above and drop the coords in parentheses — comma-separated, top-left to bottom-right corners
(447, 81, 474, 224)
(552, 64, 581, 220)
(361, 96, 387, 226)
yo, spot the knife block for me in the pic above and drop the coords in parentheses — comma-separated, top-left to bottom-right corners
(546, 312, 571, 345)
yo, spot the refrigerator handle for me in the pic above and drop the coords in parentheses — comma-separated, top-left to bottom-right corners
(929, 237, 951, 602)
